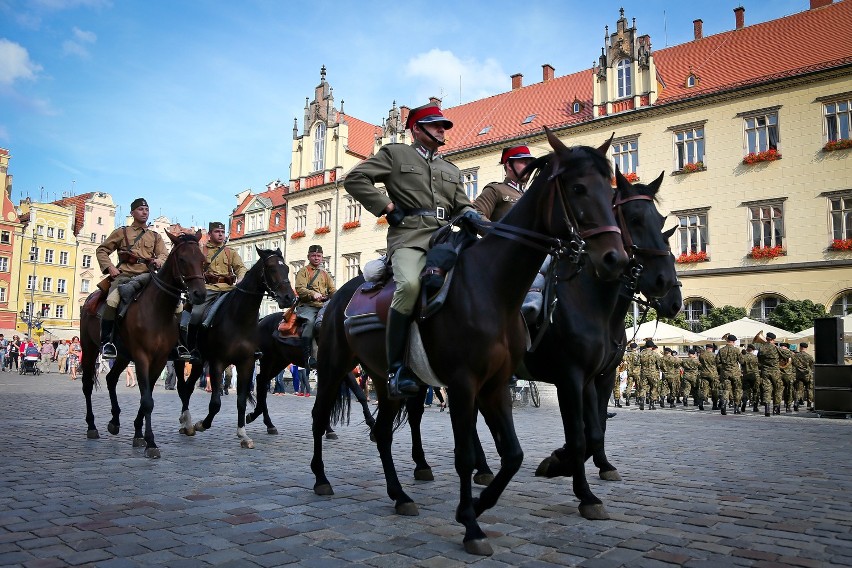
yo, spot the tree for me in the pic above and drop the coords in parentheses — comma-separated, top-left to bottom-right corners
(625, 308, 656, 330)
(698, 305, 747, 331)
(768, 300, 828, 333)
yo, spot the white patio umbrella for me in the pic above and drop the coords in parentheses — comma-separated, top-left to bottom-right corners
(699, 317, 795, 344)
(791, 314, 852, 343)
(625, 320, 708, 346)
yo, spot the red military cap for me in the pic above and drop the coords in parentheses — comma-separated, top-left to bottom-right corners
(499, 145, 535, 164)
(405, 104, 453, 130)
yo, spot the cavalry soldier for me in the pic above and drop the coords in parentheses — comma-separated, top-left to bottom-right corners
(661, 348, 681, 408)
(294, 245, 336, 368)
(779, 342, 797, 412)
(753, 331, 784, 416)
(638, 339, 661, 410)
(792, 342, 815, 411)
(177, 221, 246, 361)
(95, 198, 167, 359)
(741, 344, 760, 412)
(680, 348, 699, 405)
(697, 344, 718, 411)
(344, 103, 478, 398)
(715, 334, 743, 415)
(473, 145, 535, 222)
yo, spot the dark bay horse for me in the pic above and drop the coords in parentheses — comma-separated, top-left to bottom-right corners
(174, 248, 296, 449)
(525, 169, 681, 518)
(311, 130, 629, 556)
(79, 231, 207, 458)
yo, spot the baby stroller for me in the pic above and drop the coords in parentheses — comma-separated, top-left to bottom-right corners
(20, 347, 41, 375)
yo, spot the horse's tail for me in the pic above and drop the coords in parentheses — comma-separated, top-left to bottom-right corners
(329, 375, 352, 427)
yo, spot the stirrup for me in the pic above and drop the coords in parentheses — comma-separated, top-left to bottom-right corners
(101, 342, 117, 360)
(387, 366, 420, 400)
(175, 344, 194, 361)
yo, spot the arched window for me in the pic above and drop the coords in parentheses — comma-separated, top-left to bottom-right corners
(617, 59, 632, 98)
(750, 295, 785, 322)
(313, 123, 326, 172)
(831, 290, 852, 316)
(684, 298, 712, 332)
(686, 75, 696, 88)
(572, 102, 581, 113)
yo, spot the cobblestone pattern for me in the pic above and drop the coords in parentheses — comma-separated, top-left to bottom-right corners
(0, 371, 850, 566)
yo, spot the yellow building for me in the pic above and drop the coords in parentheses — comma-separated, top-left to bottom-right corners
(15, 199, 79, 340)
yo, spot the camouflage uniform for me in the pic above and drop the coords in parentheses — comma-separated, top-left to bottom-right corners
(778, 345, 795, 411)
(715, 343, 743, 414)
(792, 347, 815, 410)
(680, 353, 699, 405)
(741, 348, 760, 410)
(639, 346, 662, 409)
(697, 347, 718, 409)
(624, 348, 641, 405)
(755, 337, 782, 414)
(661, 351, 681, 407)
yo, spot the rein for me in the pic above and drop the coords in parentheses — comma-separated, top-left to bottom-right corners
(149, 238, 205, 299)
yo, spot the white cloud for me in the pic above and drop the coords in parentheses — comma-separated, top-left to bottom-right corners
(404, 49, 507, 106)
(72, 26, 96, 43)
(63, 26, 96, 58)
(0, 125, 9, 142)
(0, 39, 42, 85)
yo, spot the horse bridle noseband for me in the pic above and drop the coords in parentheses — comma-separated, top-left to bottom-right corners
(612, 192, 674, 295)
(234, 253, 288, 303)
(149, 238, 205, 298)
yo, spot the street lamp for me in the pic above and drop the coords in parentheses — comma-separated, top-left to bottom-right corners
(19, 310, 42, 340)
(20, 231, 40, 339)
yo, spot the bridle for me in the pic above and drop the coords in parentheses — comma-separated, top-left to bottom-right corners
(612, 191, 673, 294)
(234, 251, 292, 306)
(149, 237, 205, 299)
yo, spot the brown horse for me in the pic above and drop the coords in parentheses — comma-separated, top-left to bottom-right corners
(174, 248, 296, 449)
(79, 231, 207, 458)
(310, 130, 629, 556)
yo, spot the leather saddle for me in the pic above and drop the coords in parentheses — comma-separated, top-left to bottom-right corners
(83, 290, 107, 316)
(344, 280, 396, 336)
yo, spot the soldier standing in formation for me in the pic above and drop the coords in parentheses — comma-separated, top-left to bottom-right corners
(294, 244, 336, 369)
(661, 348, 681, 408)
(623, 342, 640, 406)
(741, 344, 760, 412)
(715, 334, 743, 415)
(95, 198, 167, 359)
(753, 331, 783, 416)
(792, 342, 815, 411)
(697, 344, 718, 411)
(473, 145, 535, 222)
(680, 348, 699, 405)
(778, 342, 796, 412)
(638, 339, 662, 410)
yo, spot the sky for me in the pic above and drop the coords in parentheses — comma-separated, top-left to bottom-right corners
(0, 0, 805, 228)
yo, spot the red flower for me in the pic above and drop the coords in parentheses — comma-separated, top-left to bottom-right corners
(676, 250, 709, 264)
(342, 220, 361, 230)
(824, 139, 852, 152)
(314, 226, 331, 235)
(830, 238, 852, 251)
(290, 230, 305, 240)
(743, 149, 781, 165)
(681, 162, 704, 174)
(749, 245, 784, 259)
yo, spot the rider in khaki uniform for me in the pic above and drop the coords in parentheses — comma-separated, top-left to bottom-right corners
(741, 344, 760, 412)
(344, 103, 477, 398)
(178, 221, 247, 361)
(294, 244, 336, 368)
(680, 348, 699, 405)
(792, 342, 815, 411)
(715, 334, 743, 415)
(95, 198, 167, 358)
(473, 145, 535, 222)
(697, 344, 718, 411)
(638, 339, 662, 410)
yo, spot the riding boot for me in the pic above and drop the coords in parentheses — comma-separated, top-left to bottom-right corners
(301, 336, 316, 369)
(100, 318, 117, 359)
(176, 310, 193, 361)
(386, 309, 420, 399)
(615, 399, 622, 408)
(720, 399, 727, 415)
(711, 398, 718, 410)
(764, 403, 771, 416)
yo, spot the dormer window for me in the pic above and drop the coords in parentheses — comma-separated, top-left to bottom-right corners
(616, 59, 632, 98)
(687, 74, 697, 88)
(236, 221, 242, 233)
(312, 122, 326, 171)
(522, 114, 536, 124)
(478, 126, 491, 135)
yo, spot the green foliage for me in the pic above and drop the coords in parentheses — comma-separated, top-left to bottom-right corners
(625, 308, 656, 330)
(768, 300, 828, 333)
(659, 313, 691, 330)
(697, 305, 748, 332)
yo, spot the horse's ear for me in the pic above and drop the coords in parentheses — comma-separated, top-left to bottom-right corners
(614, 165, 631, 193)
(165, 231, 179, 245)
(662, 225, 677, 240)
(646, 171, 666, 195)
(597, 132, 615, 155)
(195, 229, 202, 241)
(255, 245, 263, 256)
(544, 126, 568, 154)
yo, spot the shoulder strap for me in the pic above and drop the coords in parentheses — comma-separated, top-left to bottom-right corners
(208, 245, 227, 264)
(306, 268, 322, 288)
(123, 226, 146, 250)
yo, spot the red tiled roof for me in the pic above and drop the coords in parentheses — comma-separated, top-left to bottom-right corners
(230, 185, 288, 236)
(439, 1, 852, 154)
(52, 192, 95, 236)
(340, 114, 382, 158)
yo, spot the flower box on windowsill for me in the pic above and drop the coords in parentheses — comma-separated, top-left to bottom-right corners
(749, 245, 785, 259)
(823, 139, 852, 152)
(829, 238, 852, 251)
(290, 230, 306, 240)
(376, 217, 388, 225)
(314, 226, 331, 235)
(676, 251, 709, 264)
(677, 162, 705, 175)
(743, 149, 781, 165)
(611, 172, 640, 185)
(342, 221, 361, 230)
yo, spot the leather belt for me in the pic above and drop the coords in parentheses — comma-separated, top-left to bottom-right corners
(406, 206, 447, 220)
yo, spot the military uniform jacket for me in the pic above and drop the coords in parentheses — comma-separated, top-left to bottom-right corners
(792, 351, 815, 379)
(96, 221, 167, 277)
(473, 180, 523, 222)
(681, 357, 699, 380)
(741, 352, 759, 377)
(639, 349, 662, 379)
(295, 266, 336, 309)
(698, 350, 719, 379)
(344, 142, 474, 256)
(715, 344, 743, 379)
(203, 242, 247, 292)
(756, 342, 781, 370)
(779, 347, 795, 377)
(624, 350, 641, 377)
(661, 353, 681, 380)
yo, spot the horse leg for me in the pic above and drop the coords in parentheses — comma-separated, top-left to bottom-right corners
(249, 366, 278, 435)
(591, 373, 620, 481)
(344, 372, 375, 429)
(81, 359, 99, 439)
(232, 360, 255, 449)
(175, 361, 197, 436)
(104, 359, 128, 436)
(406, 387, 433, 481)
(372, 393, 418, 516)
(193, 363, 222, 433)
(134, 360, 161, 458)
(472, 403, 494, 486)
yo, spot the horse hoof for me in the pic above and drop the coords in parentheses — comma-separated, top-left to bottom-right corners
(86, 429, 100, 440)
(193, 421, 206, 433)
(325, 432, 338, 440)
(579, 503, 609, 520)
(132, 437, 146, 448)
(535, 456, 559, 478)
(395, 502, 419, 516)
(414, 468, 434, 481)
(145, 447, 161, 459)
(473, 472, 495, 486)
(179, 426, 196, 436)
(314, 484, 334, 496)
(464, 538, 493, 556)
(267, 427, 278, 435)
(599, 470, 622, 481)
(107, 422, 119, 436)
(240, 439, 255, 449)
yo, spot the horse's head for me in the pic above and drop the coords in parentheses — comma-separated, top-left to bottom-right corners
(165, 230, 207, 305)
(536, 128, 628, 280)
(613, 169, 679, 299)
(256, 246, 297, 309)
(652, 281, 684, 318)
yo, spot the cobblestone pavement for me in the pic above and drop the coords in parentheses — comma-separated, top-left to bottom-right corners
(1, 370, 851, 567)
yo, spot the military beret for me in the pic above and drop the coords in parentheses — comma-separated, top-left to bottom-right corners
(308, 245, 323, 254)
(644, 339, 656, 349)
(746, 344, 755, 350)
(131, 198, 148, 210)
(705, 344, 714, 349)
(799, 342, 809, 348)
(209, 221, 225, 232)
(726, 334, 737, 342)
(629, 342, 638, 349)
(406, 103, 453, 130)
(766, 332, 776, 340)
